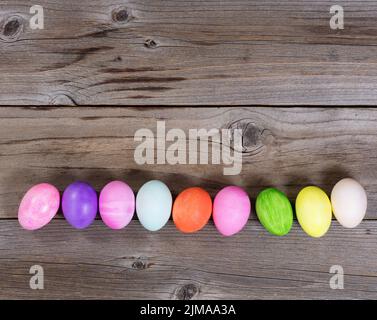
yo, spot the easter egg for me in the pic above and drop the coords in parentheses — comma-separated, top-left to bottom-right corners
(62, 181, 97, 229)
(295, 186, 332, 238)
(99, 181, 135, 230)
(173, 187, 212, 233)
(18, 183, 60, 230)
(136, 180, 172, 231)
(331, 178, 367, 228)
(255, 188, 293, 236)
(213, 186, 250, 236)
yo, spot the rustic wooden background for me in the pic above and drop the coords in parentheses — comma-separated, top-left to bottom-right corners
(1, 0, 377, 299)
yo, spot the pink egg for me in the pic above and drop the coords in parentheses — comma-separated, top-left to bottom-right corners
(213, 186, 251, 236)
(18, 183, 60, 230)
(99, 181, 135, 229)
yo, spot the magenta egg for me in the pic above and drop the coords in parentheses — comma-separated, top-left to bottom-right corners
(18, 183, 60, 230)
(213, 186, 251, 236)
(99, 181, 135, 229)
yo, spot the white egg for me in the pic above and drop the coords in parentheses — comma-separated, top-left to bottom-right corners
(331, 178, 367, 228)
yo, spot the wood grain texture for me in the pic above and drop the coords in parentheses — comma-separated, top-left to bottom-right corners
(1, 0, 376, 300)
(1, 219, 377, 299)
(1, 0, 377, 105)
(0, 106, 376, 299)
(0, 106, 376, 219)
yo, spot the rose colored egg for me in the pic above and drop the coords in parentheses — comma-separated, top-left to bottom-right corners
(173, 187, 212, 233)
(62, 181, 97, 229)
(18, 183, 60, 230)
(99, 181, 135, 229)
(213, 186, 251, 236)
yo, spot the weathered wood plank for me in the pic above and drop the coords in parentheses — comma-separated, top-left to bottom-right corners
(0, 219, 376, 299)
(0, 107, 375, 218)
(1, 1, 377, 105)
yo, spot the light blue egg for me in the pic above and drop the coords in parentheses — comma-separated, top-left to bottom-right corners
(136, 180, 172, 231)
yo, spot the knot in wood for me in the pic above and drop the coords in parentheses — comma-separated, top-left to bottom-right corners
(132, 259, 147, 270)
(176, 284, 199, 300)
(49, 93, 77, 106)
(112, 8, 130, 23)
(227, 118, 273, 155)
(1, 16, 23, 41)
(144, 39, 157, 49)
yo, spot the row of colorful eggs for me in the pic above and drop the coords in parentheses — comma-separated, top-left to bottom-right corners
(18, 178, 367, 237)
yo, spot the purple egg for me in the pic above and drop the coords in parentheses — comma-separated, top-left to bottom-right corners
(62, 181, 97, 229)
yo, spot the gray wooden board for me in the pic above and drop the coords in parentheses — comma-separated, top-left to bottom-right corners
(0, 106, 376, 299)
(0, 219, 376, 299)
(1, 0, 377, 105)
(0, 107, 375, 219)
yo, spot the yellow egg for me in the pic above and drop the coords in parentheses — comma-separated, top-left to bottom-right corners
(295, 186, 332, 238)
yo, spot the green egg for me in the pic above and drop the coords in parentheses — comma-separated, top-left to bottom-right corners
(255, 188, 293, 236)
